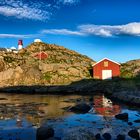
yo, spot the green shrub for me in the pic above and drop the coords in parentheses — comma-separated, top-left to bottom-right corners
(121, 70, 133, 78)
(24, 51, 30, 56)
(4, 56, 14, 63)
(43, 73, 52, 81)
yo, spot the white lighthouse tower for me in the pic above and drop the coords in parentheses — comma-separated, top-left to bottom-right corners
(18, 40, 23, 50)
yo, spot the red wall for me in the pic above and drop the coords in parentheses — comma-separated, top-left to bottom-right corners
(34, 52, 48, 60)
(93, 59, 120, 79)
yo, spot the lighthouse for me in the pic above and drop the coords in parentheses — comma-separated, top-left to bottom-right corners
(18, 40, 23, 50)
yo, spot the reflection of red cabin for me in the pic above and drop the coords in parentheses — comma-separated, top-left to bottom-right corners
(94, 95, 121, 117)
(93, 58, 120, 80)
(34, 52, 48, 60)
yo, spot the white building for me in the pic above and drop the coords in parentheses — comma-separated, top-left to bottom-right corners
(34, 39, 42, 43)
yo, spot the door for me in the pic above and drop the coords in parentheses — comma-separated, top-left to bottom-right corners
(102, 70, 112, 80)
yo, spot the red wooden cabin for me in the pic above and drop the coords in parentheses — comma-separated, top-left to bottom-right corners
(34, 52, 48, 60)
(93, 58, 120, 80)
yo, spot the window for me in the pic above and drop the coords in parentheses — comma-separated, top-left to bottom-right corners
(104, 61, 108, 67)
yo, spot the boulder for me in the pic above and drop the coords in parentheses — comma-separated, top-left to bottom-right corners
(53, 64, 65, 72)
(128, 122, 133, 125)
(115, 113, 128, 121)
(102, 133, 111, 140)
(15, 66, 23, 73)
(62, 127, 96, 140)
(24, 67, 42, 84)
(95, 133, 101, 140)
(0, 68, 14, 82)
(14, 66, 23, 79)
(68, 67, 80, 76)
(70, 103, 91, 113)
(134, 119, 140, 123)
(117, 134, 125, 140)
(39, 63, 54, 73)
(128, 129, 139, 139)
(57, 70, 69, 75)
(36, 126, 54, 140)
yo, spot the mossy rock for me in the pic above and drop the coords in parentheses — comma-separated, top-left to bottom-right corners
(4, 56, 15, 63)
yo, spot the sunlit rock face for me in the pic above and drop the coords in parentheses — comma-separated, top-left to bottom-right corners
(0, 42, 95, 87)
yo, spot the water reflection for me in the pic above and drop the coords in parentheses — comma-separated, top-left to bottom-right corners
(0, 94, 82, 140)
(0, 94, 139, 140)
(0, 94, 122, 127)
(94, 95, 121, 117)
(0, 94, 81, 126)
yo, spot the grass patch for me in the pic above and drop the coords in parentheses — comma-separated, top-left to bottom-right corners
(43, 73, 52, 81)
(4, 56, 15, 63)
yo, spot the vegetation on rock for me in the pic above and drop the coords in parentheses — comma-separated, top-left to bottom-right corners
(0, 42, 95, 86)
(121, 59, 140, 78)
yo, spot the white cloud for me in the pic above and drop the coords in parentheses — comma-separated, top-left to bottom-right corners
(78, 22, 140, 37)
(0, 34, 37, 38)
(58, 0, 80, 4)
(0, 6, 50, 21)
(120, 22, 140, 35)
(78, 24, 118, 37)
(41, 29, 84, 36)
(3, 22, 140, 38)
(0, 0, 80, 21)
(41, 22, 140, 37)
(0, 0, 54, 21)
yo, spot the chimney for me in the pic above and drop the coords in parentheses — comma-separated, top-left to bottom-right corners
(18, 40, 23, 50)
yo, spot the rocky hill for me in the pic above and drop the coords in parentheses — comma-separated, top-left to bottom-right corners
(121, 59, 140, 78)
(0, 42, 95, 87)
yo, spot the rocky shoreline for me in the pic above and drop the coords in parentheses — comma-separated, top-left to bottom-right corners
(109, 91, 140, 107)
(0, 78, 140, 106)
(36, 125, 140, 140)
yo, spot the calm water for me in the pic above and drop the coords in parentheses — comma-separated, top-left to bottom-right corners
(0, 93, 139, 140)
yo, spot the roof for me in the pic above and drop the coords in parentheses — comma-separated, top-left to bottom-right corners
(92, 58, 120, 67)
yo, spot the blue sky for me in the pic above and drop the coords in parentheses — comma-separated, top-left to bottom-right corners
(0, 0, 140, 62)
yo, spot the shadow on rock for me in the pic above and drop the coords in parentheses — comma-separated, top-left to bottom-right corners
(69, 103, 91, 113)
(115, 113, 128, 121)
(37, 126, 54, 140)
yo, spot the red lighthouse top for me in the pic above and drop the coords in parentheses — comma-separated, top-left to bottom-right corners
(18, 40, 23, 45)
